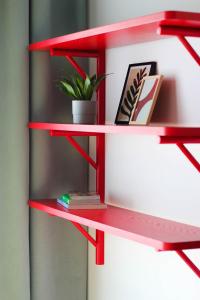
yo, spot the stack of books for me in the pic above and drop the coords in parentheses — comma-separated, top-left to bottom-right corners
(57, 192, 107, 209)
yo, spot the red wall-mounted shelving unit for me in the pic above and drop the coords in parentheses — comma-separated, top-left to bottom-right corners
(29, 11, 200, 277)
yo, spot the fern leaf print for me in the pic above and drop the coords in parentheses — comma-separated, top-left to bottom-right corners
(115, 62, 156, 124)
(120, 67, 147, 120)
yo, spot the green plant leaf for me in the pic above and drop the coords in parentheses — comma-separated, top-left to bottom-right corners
(71, 77, 83, 99)
(76, 76, 84, 94)
(83, 75, 93, 100)
(90, 74, 97, 86)
(57, 72, 109, 101)
(59, 81, 77, 99)
(85, 84, 94, 100)
(84, 75, 91, 91)
(93, 74, 107, 91)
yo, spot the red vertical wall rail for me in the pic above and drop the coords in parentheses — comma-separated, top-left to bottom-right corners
(95, 50, 106, 264)
(96, 51, 106, 202)
(96, 230, 105, 265)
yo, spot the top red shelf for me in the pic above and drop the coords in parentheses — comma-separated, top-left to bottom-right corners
(29, 11, 200, 52)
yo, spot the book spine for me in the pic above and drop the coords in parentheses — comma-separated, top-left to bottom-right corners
(57, 199, 107, 210)
(69, 196, 100, 201)
(57, 199, 68, 208)
(57, 198, 100, 205)
(66, 204, 107, 209)
(67, 199, 100, 205)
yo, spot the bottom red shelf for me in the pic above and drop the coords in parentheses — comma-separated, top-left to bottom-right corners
(29, 199, 200, 251)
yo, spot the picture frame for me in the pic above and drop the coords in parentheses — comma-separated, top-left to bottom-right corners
(129, 75, 163, 125)
(115, 62, 156, 124)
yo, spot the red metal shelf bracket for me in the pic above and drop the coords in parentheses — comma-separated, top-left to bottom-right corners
(176, 250, 200, 278)
(159, 136, 200, 173)
(158, 25, 200, 66)
(178, 36, 200, 66)
(71, 221, 97, 247)
(71, 221, 104, 265)
(50, 130, 98, 170)
(65, 55, 87, 79)
(50, 130, 97, 169)
(65, 135, 97, 170)
(176, 142, 200, 173)
(50, 48, 87, 78)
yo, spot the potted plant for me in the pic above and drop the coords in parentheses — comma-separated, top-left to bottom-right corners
(58, 73, 107, 124)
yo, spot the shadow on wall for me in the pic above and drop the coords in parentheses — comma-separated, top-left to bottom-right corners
(151, 76, 179, 124)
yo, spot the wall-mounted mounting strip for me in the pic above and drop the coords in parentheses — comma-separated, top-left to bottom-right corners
(50, 49, 99, 58)
(158, 25, 200, 65)
(49, 130, 100, 137)
(71, 221, 104, 265)
(176, 250, 200, 278)
(159, 136, 200, 173)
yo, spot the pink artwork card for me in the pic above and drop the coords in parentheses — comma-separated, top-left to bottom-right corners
(129, 75, 163, 125)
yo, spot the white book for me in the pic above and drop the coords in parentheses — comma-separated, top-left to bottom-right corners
(67, 192, 100, 201)
(57, 199, 107, 210)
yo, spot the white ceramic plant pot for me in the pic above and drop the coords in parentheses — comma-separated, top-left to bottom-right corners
(72, 100, 96, 124)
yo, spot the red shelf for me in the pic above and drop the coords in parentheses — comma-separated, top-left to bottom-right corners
(29, 122, 200, 137)
(29, 199, 200, 251)
(29, 11, 200, 52)
(28, 10, 200, 271)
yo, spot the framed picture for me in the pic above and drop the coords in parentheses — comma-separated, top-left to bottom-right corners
(115, 62, 156, 124)
(129, 75, 163, 125)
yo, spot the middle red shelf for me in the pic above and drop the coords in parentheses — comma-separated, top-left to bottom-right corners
(29, 199, 200, 252)
(29, 122, 200, 137)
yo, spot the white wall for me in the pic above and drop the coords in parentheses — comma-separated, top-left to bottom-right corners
(88, 1, 200, 300)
